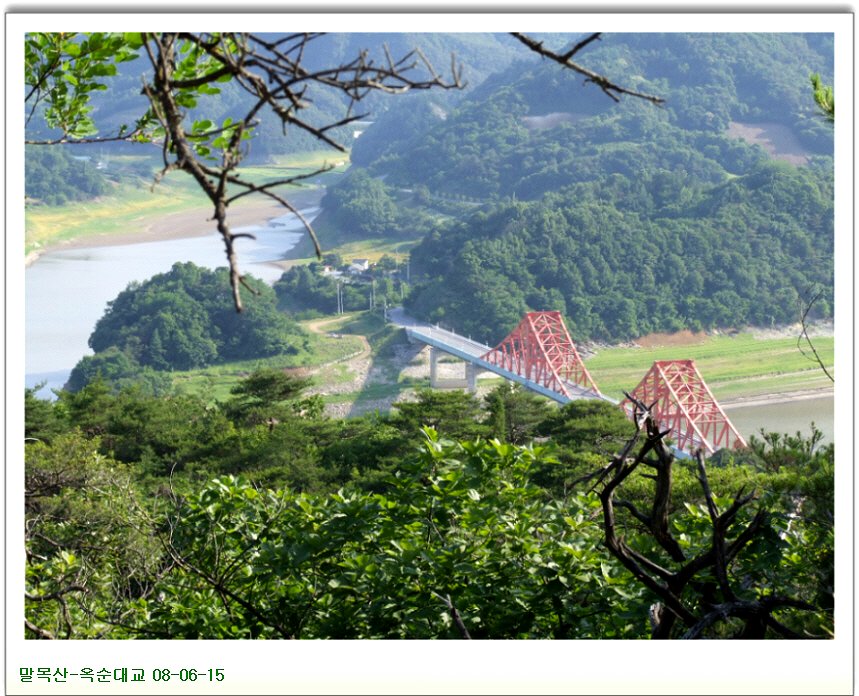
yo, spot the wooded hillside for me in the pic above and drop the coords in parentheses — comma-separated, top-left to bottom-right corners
(338, 33, 835, 342)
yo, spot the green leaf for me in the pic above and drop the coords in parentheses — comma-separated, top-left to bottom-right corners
(175, 92, 198, 108)
(122, 32, 145, 49)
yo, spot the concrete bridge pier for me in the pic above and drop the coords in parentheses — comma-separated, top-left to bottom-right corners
(430, 346, 481, 392)
(429, 346, 440, 386)
(466, 362, 482, 393)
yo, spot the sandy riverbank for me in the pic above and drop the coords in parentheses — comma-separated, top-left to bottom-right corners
(720, 386, 834, 409)
(25, 188, 325, 267)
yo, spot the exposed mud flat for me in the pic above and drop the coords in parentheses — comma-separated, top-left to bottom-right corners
(749, 319, 833, 340)
(625, 321, 833, 350)
(316, 341, 497, 418)
(727, 121, 811, 165)
(521, 112, 585, 130)
(634, 329, 710, 348)
(720, 387, 833, 409)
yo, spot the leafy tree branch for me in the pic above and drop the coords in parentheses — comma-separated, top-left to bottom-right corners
(810, 72, 834, 123)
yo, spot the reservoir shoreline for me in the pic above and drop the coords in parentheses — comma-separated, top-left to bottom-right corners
(25, 187, 326, 267)
(720, 386, 834, 409)
(25, 189, 835, 430)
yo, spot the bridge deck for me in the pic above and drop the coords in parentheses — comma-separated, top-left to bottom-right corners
(405, 324, 617, 405)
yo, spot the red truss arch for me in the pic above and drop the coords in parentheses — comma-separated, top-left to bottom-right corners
(480, 311, 601, 400)
(621, 360, 747, 454)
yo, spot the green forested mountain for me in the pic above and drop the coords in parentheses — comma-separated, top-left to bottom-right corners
(338, 33, 835, 342)
(405, 157, 833, 344)
(67, 263, 308, 391)
(352, 32, 833, 197)
(25, 145, 110, 205)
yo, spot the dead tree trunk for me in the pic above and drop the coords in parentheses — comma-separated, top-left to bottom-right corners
(593, 399, 819, 639)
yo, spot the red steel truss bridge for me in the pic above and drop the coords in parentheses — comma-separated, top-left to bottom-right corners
(404, 310, 746, 455)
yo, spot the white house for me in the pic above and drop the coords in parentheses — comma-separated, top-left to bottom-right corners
(348, 259, 370, 274)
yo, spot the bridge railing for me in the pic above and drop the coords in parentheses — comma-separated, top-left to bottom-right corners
(406, 313, 743, 456)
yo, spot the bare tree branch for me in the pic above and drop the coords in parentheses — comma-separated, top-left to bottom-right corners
(594, 401, 823, 639)
(681, 596, 816, 639)
(510, 32, 665, 105)
(24, 618, 56, 640)
(797, 288, 834, 382)
(431, 591, 472, 639)
(25, 127, 149, 146)
(132, 32, 467, 311)
(25, 585, 86, 602)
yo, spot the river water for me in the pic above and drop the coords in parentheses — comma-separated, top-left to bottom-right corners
(23, 202, 836, 447)
(723, 395, 834, 446)
(24, 207, 316, 395)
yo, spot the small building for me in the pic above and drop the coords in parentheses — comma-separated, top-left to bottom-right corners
(348, 259, 370, 274)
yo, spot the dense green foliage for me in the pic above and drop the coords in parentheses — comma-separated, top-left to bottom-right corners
(343, 34, 838, 342)
(320, 169, 416, 237)
(326, 170, 396, 231)
(533, 400, 636, 496)
(25, 146, 109, 205)
(405, 157, 833, 343)
(354, 33, 833, 198)
(66, 263, 308, 390)
(273, 261, 402, 315)
(24, 374, 834, 640)
(148, 439, 647, 640)
(64, 347, 174, 395)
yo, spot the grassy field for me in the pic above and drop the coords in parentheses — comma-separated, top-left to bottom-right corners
(25, 174, 208, 254)
(237, 151, 350, 184)
(584, 332, 835, 402)
(166, 311, 833, 412)
(24, 151, 349, 256)
(170, 329, 365, 402)
(278, 221, 424, 269)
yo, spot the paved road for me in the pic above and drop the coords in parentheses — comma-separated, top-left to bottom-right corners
(386, 306, 438, 330)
